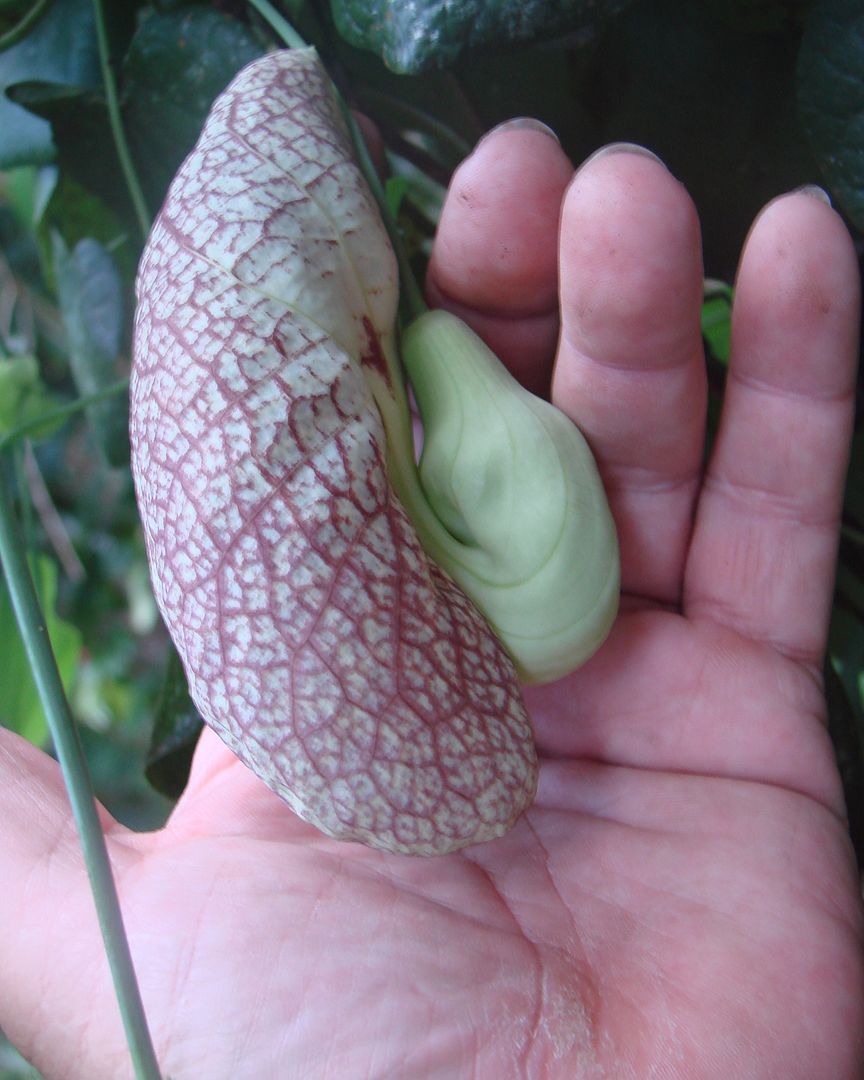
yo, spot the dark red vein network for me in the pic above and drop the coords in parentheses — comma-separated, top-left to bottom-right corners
(130, 49, 537, 855)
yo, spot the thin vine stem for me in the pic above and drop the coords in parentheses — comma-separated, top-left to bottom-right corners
(90, 0, 150, 242)
(0, 0, 54, 51)
(357, 89, 474, 163)
(246, 0, 427, 322)
(0, 459, 162, 1080)
(246, 0, 306, 48)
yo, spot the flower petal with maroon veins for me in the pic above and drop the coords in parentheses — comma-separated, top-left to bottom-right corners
(130, 49, 537, 855)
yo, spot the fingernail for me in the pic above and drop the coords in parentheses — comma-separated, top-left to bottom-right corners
(477, 117, 560, 149)
(579, 142, 667, 171)
(792, 184, 832, 207)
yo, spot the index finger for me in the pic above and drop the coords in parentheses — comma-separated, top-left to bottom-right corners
(424, 119, 575, 396)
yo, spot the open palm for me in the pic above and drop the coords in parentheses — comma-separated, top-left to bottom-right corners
(2, 133, 862, 1080)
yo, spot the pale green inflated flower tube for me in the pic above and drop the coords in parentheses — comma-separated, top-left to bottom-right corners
(398, 309, 620, 684)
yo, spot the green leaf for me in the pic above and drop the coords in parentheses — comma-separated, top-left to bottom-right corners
(384, 174, 408, 217)
(0, 354, 61, 439)
(0, 163, 37, 228)
(34, 171, 136, 289)
(123, 7, 263, 209)
(9, 82, 129, 216)
(52, 234, 130, 466)
(145, 648, 202, 800)
(330, 0, 635, 74)
(0, 0, 99, 169)
(0, 552, 82, 745)
(701, 286, 733, 365)
(797, 0, 864, 230)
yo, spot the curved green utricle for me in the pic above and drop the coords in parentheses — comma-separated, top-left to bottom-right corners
(401, 309, 619, 684)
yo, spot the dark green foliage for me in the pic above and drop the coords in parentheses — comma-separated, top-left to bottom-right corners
(52, 235, 129, 466)
(0, 0, 100, 168)
(0, 355, 58, 437)
(0, 551, 81, 746)
(146, 649, 204, 800)
(798, 0, 864, 230)
(123, 7, 263, 210)
(330, 0, 634, 73)
(8, 83, 130, 223)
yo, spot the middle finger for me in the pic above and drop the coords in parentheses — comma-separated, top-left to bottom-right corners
(553, 147, 707, 605)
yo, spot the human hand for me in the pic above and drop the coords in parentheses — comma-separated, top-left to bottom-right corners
(1, 128, 862, 1080)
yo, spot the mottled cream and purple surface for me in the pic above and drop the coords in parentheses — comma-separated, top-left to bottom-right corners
(130, 50, 537, 855)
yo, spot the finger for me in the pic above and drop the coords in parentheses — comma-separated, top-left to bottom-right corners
(552, 146, 707, 605)
(684, 189, 860, 666)
(182, 724, 237, 794)
(425, 119, 574, 396)
(0, 726, 120, 872)
(0, 728, 137, 1063)
(169, 726, 274, 826)
(167, 728, 320, 843)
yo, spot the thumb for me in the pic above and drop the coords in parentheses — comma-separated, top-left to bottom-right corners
(0, 726, 133, 1072)
(0, 725, 91, 876)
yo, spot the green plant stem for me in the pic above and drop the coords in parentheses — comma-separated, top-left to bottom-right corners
(246, 0, 427, 322)
(0, 460, 162, 1080)
(90, 0, 150, 242)
(246, 0, 305, 48)
(0, 0, 54, 51)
